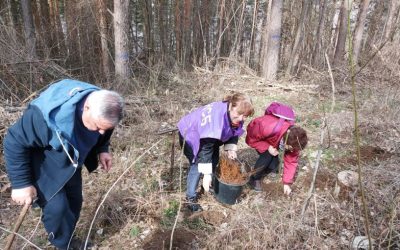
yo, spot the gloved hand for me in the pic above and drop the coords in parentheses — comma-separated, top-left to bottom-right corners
(224, 144, 237, 160)
(226, 150, 237, 160)
(202, 174, 212, 192)
(198, 163, 213, 192)
(283, 184, 292, 195)
(268, 145, 279, 156)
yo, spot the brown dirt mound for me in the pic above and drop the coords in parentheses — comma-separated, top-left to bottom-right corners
(142, 228, 197, 249)
(335, 146, 393, 167)
(302, 168, 336, 191)
(187, 210, 227, 226)
(262, 182, 283, 199)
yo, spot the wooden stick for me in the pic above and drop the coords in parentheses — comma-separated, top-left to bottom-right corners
(156, 127, 178, 135)
(169, 130, 176, 189)
(5, 203, 31, 250)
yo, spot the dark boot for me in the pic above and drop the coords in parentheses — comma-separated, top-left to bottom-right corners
(249, 179, 262, 192)
(186, 197, 203, 212)
(65, 236, 93, 250)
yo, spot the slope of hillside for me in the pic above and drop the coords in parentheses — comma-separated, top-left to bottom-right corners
(1, 66, 399, 249)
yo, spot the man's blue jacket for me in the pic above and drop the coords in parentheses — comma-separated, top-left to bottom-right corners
(4, 79, 113, 203)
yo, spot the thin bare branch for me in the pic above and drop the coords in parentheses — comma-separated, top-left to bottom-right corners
(84, 138, 164, 249)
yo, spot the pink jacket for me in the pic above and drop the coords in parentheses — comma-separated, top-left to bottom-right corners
(246, 114, 299, 184)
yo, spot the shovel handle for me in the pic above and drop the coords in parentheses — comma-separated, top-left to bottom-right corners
(4, 203, 31, 250)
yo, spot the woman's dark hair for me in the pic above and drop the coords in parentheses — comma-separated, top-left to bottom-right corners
(285, 126, 308, 152)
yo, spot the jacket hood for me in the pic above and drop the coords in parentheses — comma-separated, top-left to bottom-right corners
(30, 79, 100, 149)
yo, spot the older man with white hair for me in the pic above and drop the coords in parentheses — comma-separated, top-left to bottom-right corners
(4, 79, 124, 249)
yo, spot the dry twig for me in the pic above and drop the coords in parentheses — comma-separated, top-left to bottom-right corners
(84, 138, 164, 249)
(0, 225, 42, 250)
(301, 52, 335, 220)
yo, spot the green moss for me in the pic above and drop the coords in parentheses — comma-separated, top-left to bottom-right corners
(160, 200, 180, 227)
(129, 225, 141, 238)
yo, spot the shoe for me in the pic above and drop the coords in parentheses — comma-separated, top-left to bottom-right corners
(268, 172, 278, 179)
(186, 197, 203, 212)
(67, 236, 93, 250)
(249, 179, 262, 192)
(208, 187, 215, 196)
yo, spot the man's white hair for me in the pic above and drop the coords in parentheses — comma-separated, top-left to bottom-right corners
(86, 90, 124, 126)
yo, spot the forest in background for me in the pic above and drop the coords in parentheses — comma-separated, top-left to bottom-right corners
(0, 0, 399, 249)
(0, 0, 399, 98)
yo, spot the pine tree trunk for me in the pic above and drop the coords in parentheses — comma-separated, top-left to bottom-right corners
(352, 0, 370, 64)
(97, 0, 111, 80)
(21, 0, 37, 59)
(312, 0, 328, 66)
(114, 0, 130, 82)
(65, 0, 81, 67)
(262, 0, 283, 80)
(77, 4, 87, 68)
(384, 0, 400, 41)
(248, 0, 259, 67)
(364, 0, 384, 51)
(297, 2, 313, 73)
(134, 3, 139, 54)
(215, 0, 226, 61)
(157, 0, 167, 59)
(175, 0, 183, 62)
(142, 0, 153, 65)
(333, 0, 352, 66)
(329, 0, 341, 56)
(32, 0, 45, 56)
(231, 0, 246, 59)
(192, 0, 201, 65)
(38, 0, 55, 57)
(183, 0, 192, 67)
(259, 0, 272, 73)
(5, 0, 18, 42)
(49, 0, 66, 57)
(286, 0, 311, 76)
(200, 0, 211, 66)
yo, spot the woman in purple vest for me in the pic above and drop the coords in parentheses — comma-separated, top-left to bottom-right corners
(177, 93, 254, 211)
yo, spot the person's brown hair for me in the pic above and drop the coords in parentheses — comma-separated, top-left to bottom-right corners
(223, 92, 254, 116)
(285, 126, 308, 152)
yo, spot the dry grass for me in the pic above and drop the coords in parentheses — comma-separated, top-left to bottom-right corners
(1, 56, 400, 249)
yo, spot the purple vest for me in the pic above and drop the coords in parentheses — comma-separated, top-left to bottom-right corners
(177, 101, 244, 161)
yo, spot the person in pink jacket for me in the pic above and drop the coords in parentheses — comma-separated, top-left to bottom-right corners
(245, 112, 308, 194)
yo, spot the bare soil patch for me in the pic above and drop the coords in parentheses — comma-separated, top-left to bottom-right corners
(301, 168, 336, 191)
(1, 67, 400, 249)
(142, 228, 197, 249)
(262, 181, 283, 199)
